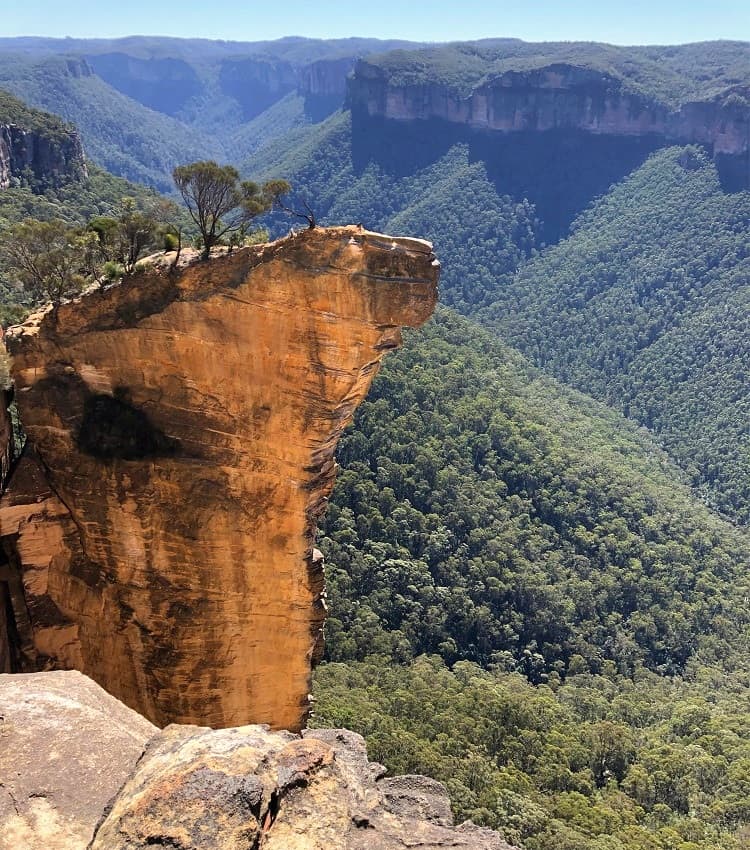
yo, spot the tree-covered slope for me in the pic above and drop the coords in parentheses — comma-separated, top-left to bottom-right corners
(313, 309, 750, 849)
(253, 111, 541, 311)
(0, 55, 218, 192)
(319, 309, 750, 678)
(0, 163, 175, 325)
(314, 657, 750, 850)
(483, 146, 750, 521)
(0, 87, 73, 137)
(229, 93, 313, 164)
(0, 36, 424, 189)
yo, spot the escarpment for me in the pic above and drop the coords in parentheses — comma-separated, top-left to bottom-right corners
(0, 123, 87, 189)
(349, 60, 750, 189)
(0, 226, 438, 732)
(0, 89, 87, 189)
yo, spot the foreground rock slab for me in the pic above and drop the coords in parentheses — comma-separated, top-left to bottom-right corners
(92, 726, 512, 850)
(1, 672, 513, 850)
(0, 671, 156, 850)
(0, 226, 438, 731)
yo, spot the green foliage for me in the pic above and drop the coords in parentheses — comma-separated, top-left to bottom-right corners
(0, 167, 193, 319)
(0, 164, 173, 228)
(484, 146, 750, 522)
(360, 40, 750, 105)
(113, 197, 158, 271)
(162, 231, 179, 252)
(315, 307, 750, 846)
(0, 87, 75, 141)
(102, 260, 124, 281)
(0, 218, 90, 303)
(313, 657, 750, 849)
(0, 55, 217, 192)
(256, 112, 541, 310)
(320, 310, 750, 677)
(173, 160, 289, 259)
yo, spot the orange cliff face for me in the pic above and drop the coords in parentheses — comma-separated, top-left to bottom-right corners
(0, 226, 439, 731)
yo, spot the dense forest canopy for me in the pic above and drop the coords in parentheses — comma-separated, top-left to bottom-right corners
(314, 657, 750, 849)
(313, 311, 750, 849)
(484, 146, 750, 521)
(319, 311, 750, 678)
(0, 87, 75, 138)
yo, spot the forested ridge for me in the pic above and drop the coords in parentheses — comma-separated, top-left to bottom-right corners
(359, 39, 750, 103)
(484, 146, 750, 522)
(0, 55, 217, 192)
(0, 87, 75, 138)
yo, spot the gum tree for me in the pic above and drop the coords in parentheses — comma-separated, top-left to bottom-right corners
(172, 161, 289, 260)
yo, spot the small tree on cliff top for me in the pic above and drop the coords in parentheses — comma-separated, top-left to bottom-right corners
(0, 218, 92, 304)
(172, 161, 289, 260)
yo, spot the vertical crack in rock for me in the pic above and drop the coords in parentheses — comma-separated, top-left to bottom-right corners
(1, 226, 439, 732)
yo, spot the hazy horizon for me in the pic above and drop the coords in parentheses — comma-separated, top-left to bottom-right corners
(2, 33, 749, 49)
(5, 0, 750, 47)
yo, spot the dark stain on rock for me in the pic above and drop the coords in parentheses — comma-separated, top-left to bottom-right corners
(77, 392, 180, 461)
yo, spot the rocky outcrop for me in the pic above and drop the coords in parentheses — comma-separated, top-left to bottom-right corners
(301, 57, 357, 99)
(219, 57, 298, 120)
(0, 122, 87, 189)
(94, 725, 512, 850)
(0, 671, 512, 850)
(0, 670, 157, 850)
(349, 61, 750, 186)
(300, 57, 357, 120)
(0, 227, 438, 732)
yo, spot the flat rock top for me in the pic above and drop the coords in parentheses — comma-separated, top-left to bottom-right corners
(0, 671, 157, 850)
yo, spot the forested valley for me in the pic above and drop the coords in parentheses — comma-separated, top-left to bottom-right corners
(1, 35, 750, 849)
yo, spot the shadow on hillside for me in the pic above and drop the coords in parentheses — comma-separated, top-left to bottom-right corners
(351, 110, 667, 242)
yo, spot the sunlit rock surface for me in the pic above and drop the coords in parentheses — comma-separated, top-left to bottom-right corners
(0, 670, 156, 850)
(0, 671, 513, 850)
(0, 226, 438, 731)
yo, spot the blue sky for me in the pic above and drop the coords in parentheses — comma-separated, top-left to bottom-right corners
(6, 0, 750, 44)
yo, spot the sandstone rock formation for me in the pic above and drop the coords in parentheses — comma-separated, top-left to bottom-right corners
(0, 226, 438, 732)
(0, 121, 87, 190)
(349, 60, 750, 187)
(0, 671, 513, 850)
(0, 670, 156, 850)
(94, 725, 513, 850)
(301, 57, 357, 99)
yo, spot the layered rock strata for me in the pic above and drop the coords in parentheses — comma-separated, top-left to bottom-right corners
(349, 61, 750, 183)
(0, 227, 438, 731)
(0, 671, 512, 850)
